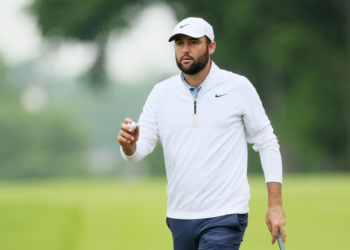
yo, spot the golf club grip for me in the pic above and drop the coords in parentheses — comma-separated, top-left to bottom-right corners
(277, 231, 286, 250)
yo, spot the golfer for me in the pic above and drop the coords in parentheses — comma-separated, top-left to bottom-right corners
(118, 17, 286, 250)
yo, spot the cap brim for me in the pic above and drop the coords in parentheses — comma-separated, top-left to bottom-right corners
(168, 31, 204, 42)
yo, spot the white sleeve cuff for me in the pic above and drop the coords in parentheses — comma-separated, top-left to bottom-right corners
(120, 146, 145, 163)
(259, 145, 283, 184)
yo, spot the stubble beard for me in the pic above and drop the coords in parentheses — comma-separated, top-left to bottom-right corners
(176, 47, 209, 75)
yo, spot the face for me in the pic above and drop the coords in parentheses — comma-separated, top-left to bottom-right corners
(174, 35, 215, 75)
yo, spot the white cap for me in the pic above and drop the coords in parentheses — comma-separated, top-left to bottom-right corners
(168, 17, 214, 42)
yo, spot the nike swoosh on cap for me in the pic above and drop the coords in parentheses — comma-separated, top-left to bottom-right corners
(180, 24, 190, 28)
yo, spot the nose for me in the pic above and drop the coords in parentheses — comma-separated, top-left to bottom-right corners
(182, 41, 190, 54)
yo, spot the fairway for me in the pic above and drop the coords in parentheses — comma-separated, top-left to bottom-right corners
(0, 174, 349, 249)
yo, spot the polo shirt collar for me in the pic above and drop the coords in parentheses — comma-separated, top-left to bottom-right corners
(179, 61, 220, 87)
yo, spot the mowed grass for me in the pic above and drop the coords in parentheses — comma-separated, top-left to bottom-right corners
(0, 174, 349, 250)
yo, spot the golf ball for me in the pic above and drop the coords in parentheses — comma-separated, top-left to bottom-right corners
(127, 121, 137, 130)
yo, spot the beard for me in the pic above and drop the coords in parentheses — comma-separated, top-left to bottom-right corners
(176, 47, 209, 75)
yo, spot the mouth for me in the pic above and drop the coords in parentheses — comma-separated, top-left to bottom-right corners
(181, 56, 193, 64)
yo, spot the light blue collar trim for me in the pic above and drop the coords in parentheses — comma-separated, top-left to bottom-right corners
(181, 73, 204, 90)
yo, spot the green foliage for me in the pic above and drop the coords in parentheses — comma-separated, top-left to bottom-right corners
(0, 175, 349, 249)
(0, 89, 88, 179)
(31, 0, 129, 40)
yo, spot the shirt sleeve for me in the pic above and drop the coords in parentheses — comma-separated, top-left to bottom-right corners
(242, 77, 283, 184)
(120, 85, 159, 163)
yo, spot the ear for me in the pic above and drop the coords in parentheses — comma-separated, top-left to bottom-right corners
(209, 41, 216, 55)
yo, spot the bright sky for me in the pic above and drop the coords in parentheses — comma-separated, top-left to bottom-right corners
(106, 4, 179, 85)
(0, 0, 41, 65)
(0, 1, 179, 84)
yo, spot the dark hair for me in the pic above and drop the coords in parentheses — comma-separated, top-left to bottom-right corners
(205, 36, 212, 47)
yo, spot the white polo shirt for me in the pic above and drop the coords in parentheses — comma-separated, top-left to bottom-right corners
(121, 62, 282, 219)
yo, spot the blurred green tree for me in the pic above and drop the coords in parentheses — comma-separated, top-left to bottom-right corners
(30, 0, 350, 171)
(0, 87, 88, 179)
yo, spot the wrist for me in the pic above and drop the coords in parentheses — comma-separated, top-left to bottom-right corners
(268, 204, 283, 210)
(268, 199, 282, 207)
(123, 144, 136, 156)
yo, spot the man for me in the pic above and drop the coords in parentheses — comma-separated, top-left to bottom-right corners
(118, 17, 286, 250)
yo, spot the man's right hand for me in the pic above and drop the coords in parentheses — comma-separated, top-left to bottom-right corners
(117, 118, 140, 156)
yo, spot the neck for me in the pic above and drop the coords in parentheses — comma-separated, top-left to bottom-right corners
(183, 61, 211, 88)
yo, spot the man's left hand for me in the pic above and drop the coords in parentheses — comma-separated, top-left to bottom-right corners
(266, 204, 286, 244)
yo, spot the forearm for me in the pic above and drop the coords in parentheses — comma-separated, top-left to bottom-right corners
(267, 182, 283, 207)
(266, 182, 286, 243)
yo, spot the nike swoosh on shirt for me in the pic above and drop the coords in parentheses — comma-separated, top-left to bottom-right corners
(180, 24, 190, 28)
(215, 94, 227, 98)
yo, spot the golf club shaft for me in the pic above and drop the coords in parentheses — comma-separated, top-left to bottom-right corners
(277, 231, 286, 250)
